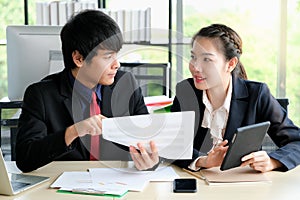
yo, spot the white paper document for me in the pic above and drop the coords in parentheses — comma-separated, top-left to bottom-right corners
(50, 171, 92, 189)
(50, 171, 128, 196)
(89, 166, 180, 191)
(102, 111, 195, 159)
(50, 166, 179, 193)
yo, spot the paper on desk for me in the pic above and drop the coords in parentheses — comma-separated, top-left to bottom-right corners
(89, 166, 180, 191)
(102, 111, 195, 159)
(50, 171, 128, 196)
(50, 171, 92, 189)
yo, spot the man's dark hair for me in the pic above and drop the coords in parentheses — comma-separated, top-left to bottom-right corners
(60, 9, 123, 69)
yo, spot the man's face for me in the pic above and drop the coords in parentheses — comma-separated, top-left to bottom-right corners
(75, 49, 120, 88)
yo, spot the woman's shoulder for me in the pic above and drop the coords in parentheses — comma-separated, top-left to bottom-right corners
(243, 78, 269, 91)
(174, 78, 203, 100)
(235, 76, 269, 92)
(176, 78, 194, 88)
(114, 70, 134, 81)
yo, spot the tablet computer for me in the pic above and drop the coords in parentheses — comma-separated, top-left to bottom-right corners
(220, 121, 271, 171)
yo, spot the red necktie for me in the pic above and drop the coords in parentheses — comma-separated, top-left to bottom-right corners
(90, 91, 101, 160)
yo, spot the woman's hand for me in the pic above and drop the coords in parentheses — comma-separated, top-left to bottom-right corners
(196, 140, 229, 169)
(130, 141, 159, 171)
(241, 151, 283, 172)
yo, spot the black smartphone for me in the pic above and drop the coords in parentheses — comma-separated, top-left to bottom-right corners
(173, 178, 197, 193)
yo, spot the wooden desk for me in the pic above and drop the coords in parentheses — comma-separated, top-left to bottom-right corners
(3, 161, 300, 200)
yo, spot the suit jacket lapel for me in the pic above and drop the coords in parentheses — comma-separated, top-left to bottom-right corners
(101, 85, 113, 117)
(223, 76, 249, 140)
(101, 71, 136, 118)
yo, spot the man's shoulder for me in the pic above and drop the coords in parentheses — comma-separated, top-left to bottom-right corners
(41, 69, 66, 82)
(27, 70, 66, 91)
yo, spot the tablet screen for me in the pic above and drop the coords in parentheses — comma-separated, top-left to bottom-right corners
(220, 121, 271, 171)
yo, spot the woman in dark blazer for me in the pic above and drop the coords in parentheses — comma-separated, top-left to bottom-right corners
(16, 10, 159, 172)
(171, 24, 300, 172)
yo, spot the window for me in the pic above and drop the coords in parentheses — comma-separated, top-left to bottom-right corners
(286, 0, 300, 125)
(0, 0, 300, 125)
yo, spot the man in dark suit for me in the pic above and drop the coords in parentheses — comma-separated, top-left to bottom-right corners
(16, 10, 159, 172)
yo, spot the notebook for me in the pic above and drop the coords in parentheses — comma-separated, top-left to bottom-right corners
(0, 148, 49, 196)
(201, 166, 271, 185)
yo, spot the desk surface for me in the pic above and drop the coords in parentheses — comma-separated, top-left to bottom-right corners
(2, 161, 300, 200)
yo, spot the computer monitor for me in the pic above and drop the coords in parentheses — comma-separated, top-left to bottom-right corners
(6, 25, 64, 101)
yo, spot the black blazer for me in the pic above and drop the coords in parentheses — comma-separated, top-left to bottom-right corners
(16, 69, 148, 172)
(171, 75, 300, 171)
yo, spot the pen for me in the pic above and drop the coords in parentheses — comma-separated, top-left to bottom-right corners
(182, 168, 206, 180)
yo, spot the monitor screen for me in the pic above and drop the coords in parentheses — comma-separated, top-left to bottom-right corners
(6, 25, 64, 101)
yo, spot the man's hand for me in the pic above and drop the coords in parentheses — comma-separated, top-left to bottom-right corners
(130, 141, 159, 171)
(65, 114, 106, 146)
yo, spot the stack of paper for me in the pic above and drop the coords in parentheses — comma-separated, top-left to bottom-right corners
(50, 166, 179, 197)
(89, 166, 179, 191)
(51, 171, 128, 197)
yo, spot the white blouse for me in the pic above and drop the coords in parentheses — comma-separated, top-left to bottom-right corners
(201, 76, 232, 151)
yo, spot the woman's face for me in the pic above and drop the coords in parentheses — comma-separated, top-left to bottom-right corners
(189, 37, 232, 91)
